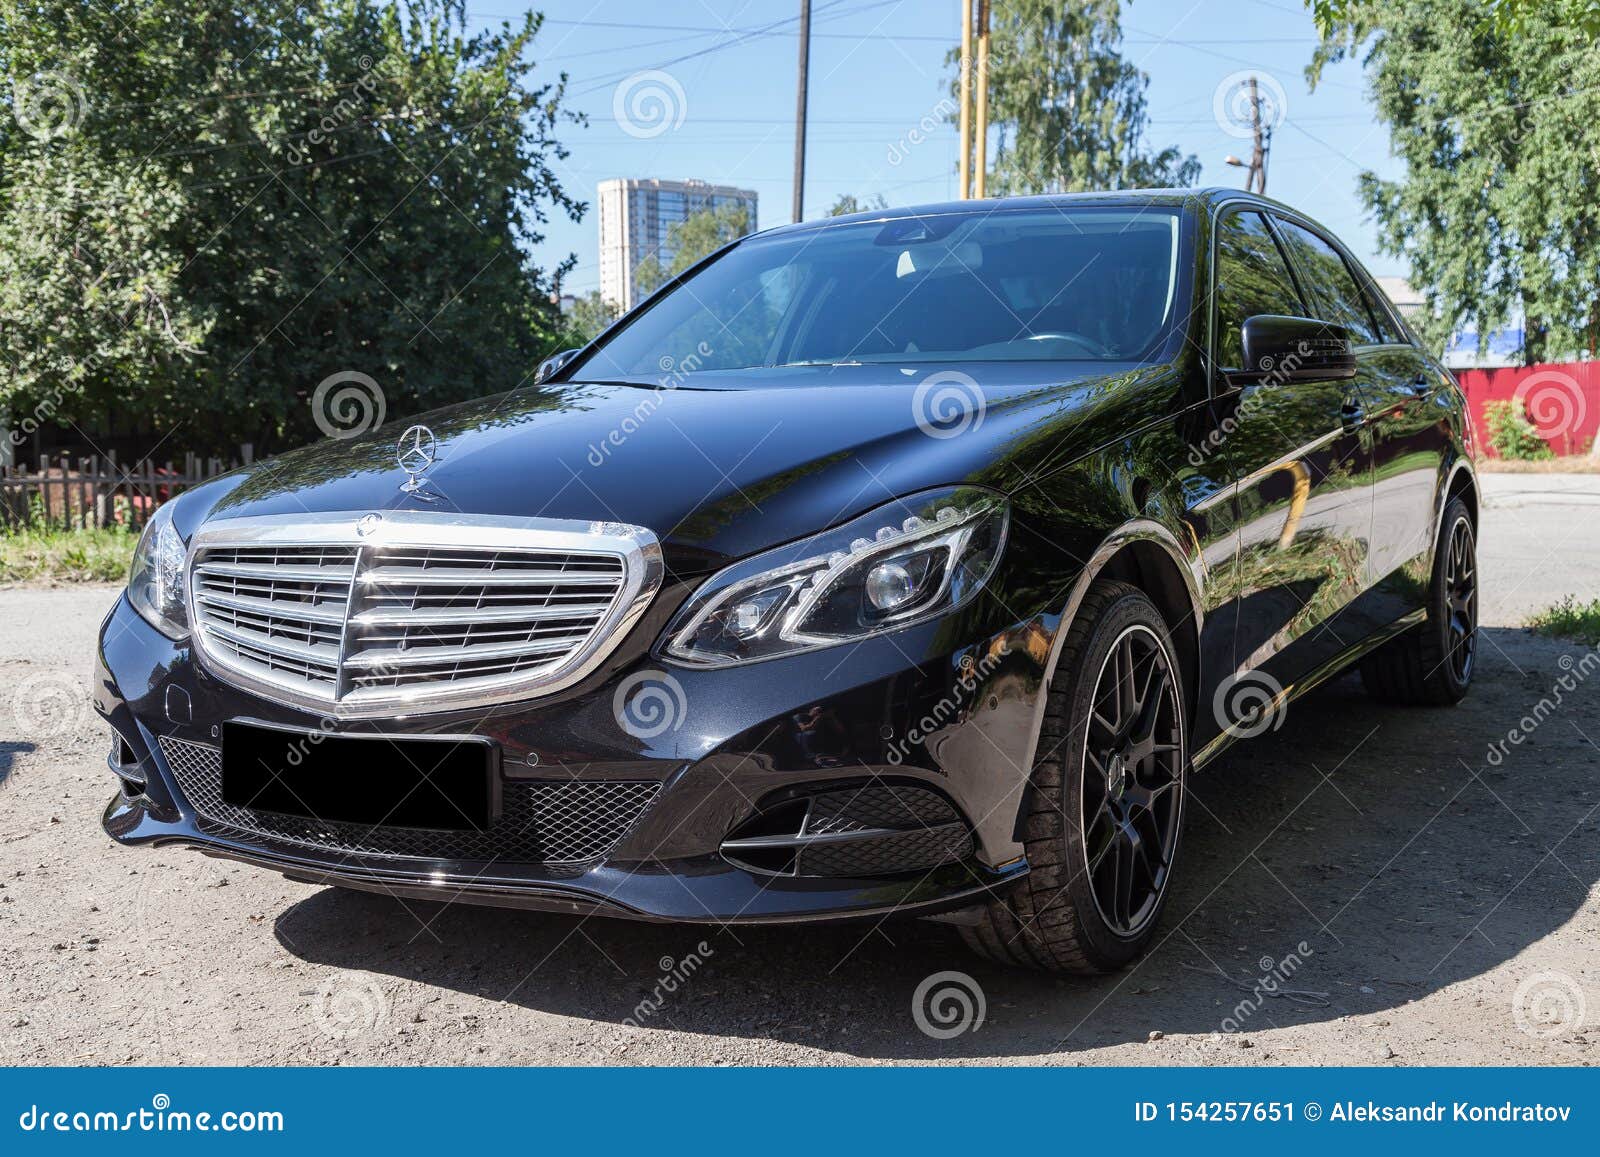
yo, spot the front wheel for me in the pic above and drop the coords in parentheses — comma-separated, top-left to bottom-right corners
(961, 580, 1187, 973)
(1360, 496, 1477, 706)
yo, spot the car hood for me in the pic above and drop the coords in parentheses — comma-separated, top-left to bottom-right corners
(188, 363, 1168, 570)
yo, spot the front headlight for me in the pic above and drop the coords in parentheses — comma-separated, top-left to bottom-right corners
(127, 502, 190, 640)
(664, 487, 1007, 667)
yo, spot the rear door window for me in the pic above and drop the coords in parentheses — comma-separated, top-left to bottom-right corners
(1272, 219, 1384, 345)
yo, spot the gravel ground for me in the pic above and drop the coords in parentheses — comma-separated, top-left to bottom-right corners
(2, 474, 1597, 1066)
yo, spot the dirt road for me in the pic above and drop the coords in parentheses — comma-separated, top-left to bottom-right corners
(3, 474, 1596, 1065)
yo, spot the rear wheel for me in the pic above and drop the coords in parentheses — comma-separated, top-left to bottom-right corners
(1360, 496, 1477, 706)
(961, 580, 1187, 973)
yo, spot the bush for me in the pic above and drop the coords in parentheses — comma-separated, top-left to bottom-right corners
(1484, 399, 1554, 460)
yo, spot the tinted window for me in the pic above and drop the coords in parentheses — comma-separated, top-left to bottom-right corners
(1212, 209, 1304, 370)
(1359, 280, 1404, 344)
(580, 208, 1184, 380)
(1273, 219, 1384, 345)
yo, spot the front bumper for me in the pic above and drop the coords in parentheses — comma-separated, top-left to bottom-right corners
(95, 589, 1050, 923)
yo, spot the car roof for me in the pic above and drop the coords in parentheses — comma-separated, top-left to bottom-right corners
(757, 187, 1299, 239)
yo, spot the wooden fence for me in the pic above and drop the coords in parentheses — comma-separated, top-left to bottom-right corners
(0, 449, 252, 531)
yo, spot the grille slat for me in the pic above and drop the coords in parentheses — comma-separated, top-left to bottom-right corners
(158, 737, 659, 867)
(188, 515, 654, 715)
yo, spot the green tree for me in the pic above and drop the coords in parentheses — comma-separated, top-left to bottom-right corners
(950, 0, 1199, 195)
(1309, 1, 1600, 359)
(0, 0, 582, 452)
(562, 290, 618, 345)
(827, 193, 888, 216)
(633, 202, 753, 296)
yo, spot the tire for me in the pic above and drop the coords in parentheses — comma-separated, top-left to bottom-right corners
(960, 580, 1187, 973)
(1359, 496, 1477, 706)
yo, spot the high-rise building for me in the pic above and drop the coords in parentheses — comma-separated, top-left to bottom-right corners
(598, 178, 758, 312)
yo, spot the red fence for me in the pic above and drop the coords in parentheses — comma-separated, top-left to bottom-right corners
(1455, 360, 1600, 457)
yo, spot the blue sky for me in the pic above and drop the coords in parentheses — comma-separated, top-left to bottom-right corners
(489, 0, 1402, 296)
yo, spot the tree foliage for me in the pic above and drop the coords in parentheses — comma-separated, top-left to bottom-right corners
(562, 290, 618, 345)
(0, 0, 583, 452)
(1310, 0, 1600, 359)
(950, 0, 1199, 195)
(827, 192, 888, 216)
(633, 202, 753, 297)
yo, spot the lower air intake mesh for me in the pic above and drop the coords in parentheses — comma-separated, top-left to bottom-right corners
(157, 736, 657, 867)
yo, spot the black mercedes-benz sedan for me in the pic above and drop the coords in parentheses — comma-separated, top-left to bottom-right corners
(96, 189, 1477, 973)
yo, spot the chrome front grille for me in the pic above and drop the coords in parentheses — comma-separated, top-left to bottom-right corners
(157, 736, 659, 866)
(187, 512, 662, 717)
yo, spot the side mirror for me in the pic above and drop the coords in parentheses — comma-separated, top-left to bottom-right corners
(1234, 315, 1355, 384)
(535, 347, 581, 384)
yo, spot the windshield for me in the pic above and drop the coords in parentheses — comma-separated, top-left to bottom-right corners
(577, 206, 1186, 382)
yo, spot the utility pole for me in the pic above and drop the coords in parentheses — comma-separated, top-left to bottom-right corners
(792, 0, 811, 223)
(1224, 76, 1272, 195)
(958, 0, 973, 198)
(1247, 76, 1269, 194)
(973, 0, 990, 199)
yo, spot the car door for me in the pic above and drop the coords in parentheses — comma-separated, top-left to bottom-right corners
(1203, 207, 1374, 705)
(1272, 217, 1442, 630)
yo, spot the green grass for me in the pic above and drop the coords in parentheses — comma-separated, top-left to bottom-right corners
(1527, 595, 1600, 646)
(1, 525, 137, 584)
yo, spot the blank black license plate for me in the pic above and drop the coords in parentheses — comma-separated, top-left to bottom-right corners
(221, 722, 496, 831)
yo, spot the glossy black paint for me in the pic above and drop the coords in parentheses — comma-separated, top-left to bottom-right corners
(98, 189, 1475, 923)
